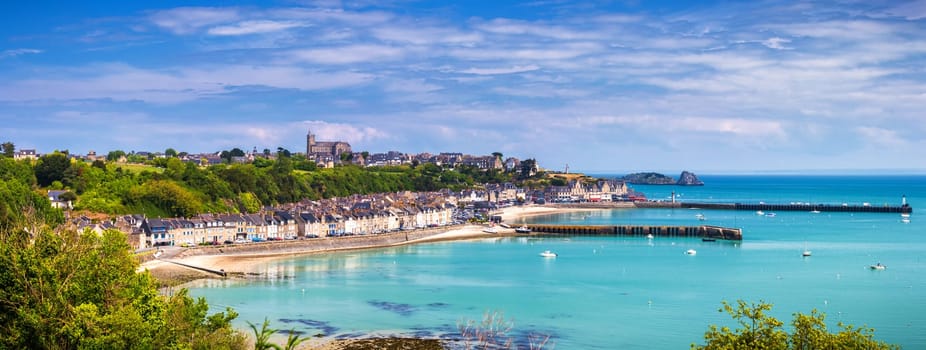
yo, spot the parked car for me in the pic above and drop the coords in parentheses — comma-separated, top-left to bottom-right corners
(234, 238, 249, 244)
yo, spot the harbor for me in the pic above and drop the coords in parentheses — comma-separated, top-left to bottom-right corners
(525, 224, 742, 240)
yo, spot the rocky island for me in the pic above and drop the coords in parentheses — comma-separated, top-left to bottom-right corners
(622, 171, 704, 186)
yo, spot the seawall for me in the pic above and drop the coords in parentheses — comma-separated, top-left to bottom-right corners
(526, 224, 742, 241)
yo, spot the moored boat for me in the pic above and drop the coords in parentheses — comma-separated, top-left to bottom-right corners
(685, 249, 697, 255)
(802, 250, 812, 257)
(483, 227, 498, 234)
(539, 250, 557, 258)
(870, 262, 886, 270)
(515, 225, 531, 233)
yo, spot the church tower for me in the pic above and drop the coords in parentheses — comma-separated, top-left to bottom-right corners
(306, 130, 315, 155)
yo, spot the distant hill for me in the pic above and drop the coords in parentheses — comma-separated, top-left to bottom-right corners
(622, 171, 704, 186)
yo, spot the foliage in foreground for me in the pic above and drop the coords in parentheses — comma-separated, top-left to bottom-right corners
(0, 225, 247, 349)
(692, 300, 899, 350)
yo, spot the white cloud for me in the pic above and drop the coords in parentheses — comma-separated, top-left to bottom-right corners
(289, 44, 407, 64)
(459, 65, 540, 75)
(883, 0, 926, 20)
(1, 48, 43, 58)
(474, 18, 604, 40)
(762, 37, 791, 50)
(299, 120, 388, 143)
(207, 20, 308, 36)
(0, 64, 374, 103)
(149, 7, 239, 34)
(371, 26, 482, 45)
(449, 42, 603, 61)
(855, 126, 908, 147)
(383, 79, 443, 93)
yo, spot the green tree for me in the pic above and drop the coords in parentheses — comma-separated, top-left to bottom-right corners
(107, 150, 126, 162)
(1, 141, 14, 158)
(0, 226, 246, 349)
(693, 300, 898, 350)
(340, 152, 353, 162)
(165, 148, 178, 158)
(127, 180, 203, 218)
(34, 152, 71, 187)
(237, 192, 262, 213)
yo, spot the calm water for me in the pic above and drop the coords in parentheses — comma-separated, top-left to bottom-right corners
(187, 175, 925, 349)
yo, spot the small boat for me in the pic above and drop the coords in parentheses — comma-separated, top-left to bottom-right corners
(515, 225, 531, 234)
(646, 234, 654, 239)
(756, 210, 765, 215)
(802, 250, 812, 257)
(901, 218, 910, 223)
(869, 263, 886, 270)
(810, 210, 821, 214)
(702, 238, 716, 242)
(901, 213, 911, 218)
(685, 249, 697, 255)
(765, 212, 777, 218)
(483, 227, 498, 234)
(695, 214, 706, 221)
(539, 250, 557, 258)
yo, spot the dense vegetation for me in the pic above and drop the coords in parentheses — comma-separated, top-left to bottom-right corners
(621, 172, 676, 185)
(692, 300, 898, 349)
(2, 149, 544, 218)
(0, 178, 247, 348)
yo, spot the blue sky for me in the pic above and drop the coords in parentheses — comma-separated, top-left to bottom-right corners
(2, 0, 926, 173)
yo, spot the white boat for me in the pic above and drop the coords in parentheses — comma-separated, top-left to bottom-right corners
(802, 250, 812, 257)
(869, 263, 886, 270)
(646, 234, 654, 239)
(810, 210, 821, 214)
(685, 249, 697, 255)
(696, 214, 706, 221)
(539, 250, 557, 258)
(483, 227, 498, 234)
(901, 218, 910, 223)
(901, 213, 911, 218)
(756, 210, 765, 215)
(765, 212, 777, 217)
(515, 225, 531, 233)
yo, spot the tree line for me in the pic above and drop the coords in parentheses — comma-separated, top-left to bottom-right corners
(1, 148, 544, 219)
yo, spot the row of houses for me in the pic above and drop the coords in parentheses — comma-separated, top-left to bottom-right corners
(85, 192, 456, 249)
(70, 177, 633, 249)
(456, 179, 631, 204)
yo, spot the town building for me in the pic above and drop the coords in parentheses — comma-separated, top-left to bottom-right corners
(306, 130, 351, 166)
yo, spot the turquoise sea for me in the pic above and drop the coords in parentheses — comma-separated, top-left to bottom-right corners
(187, 175, 925, 349)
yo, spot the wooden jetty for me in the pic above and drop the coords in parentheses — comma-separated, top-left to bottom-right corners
(636, 201, 912, 214)
(526, 224, 742, 241)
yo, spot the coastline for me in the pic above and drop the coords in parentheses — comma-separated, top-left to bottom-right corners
(141, 204, 610, 282)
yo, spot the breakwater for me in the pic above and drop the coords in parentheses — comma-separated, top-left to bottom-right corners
(635, 201, 912, 213)
(527, 224, 742, 241)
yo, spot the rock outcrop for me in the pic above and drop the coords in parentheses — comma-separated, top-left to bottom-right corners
(676, 171, 704, 186)
(621, 172, 676, 185)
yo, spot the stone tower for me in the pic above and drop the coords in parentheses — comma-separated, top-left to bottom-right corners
(306, 130, 315, 155)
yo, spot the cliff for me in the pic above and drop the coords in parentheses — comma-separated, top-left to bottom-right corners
(676, 171, 704, 186)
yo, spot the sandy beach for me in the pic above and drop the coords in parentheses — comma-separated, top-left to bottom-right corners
(141, 205, 601, 280)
